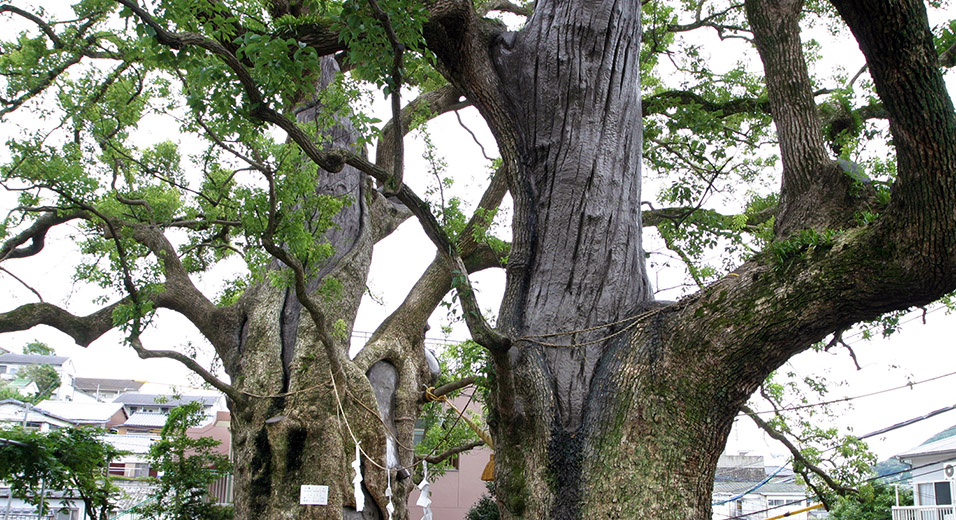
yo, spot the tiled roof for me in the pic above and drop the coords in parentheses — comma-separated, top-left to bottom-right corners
(36, 401, 125, 422)
(897, 435, 956, 459)
(113, 393, 220, 407)
(101, 433, 157, 453)
(0, 353, 70, 365)
(713, 481, 807, 495)
(0, 399, 76, 425)
(123, 412, 169, 428)
(74, 377, 145, 393)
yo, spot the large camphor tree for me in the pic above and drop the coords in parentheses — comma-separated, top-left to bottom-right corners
(0, 0, 954, 518)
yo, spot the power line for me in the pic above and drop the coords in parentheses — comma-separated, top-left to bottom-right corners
(747, 369, 956, 415)
(859, 404, 956, 440)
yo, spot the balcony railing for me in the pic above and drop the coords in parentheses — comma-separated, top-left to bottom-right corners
(892, 505, 956, 520)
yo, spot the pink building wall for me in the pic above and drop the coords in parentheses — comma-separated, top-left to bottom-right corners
(408, 444, 492, 520)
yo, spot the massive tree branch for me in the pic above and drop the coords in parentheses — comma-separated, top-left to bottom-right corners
(352, 155, 511, 353)
(642, 89, 770, 118)
(658, 0, 956, 440)
(0, 211, 86, 261)
(745, 0, 866, 237)
(123, 221, 243, 363)
(0, 301, 122, 347)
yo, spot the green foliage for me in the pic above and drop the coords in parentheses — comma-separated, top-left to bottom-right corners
(134, 402, 233, 520)
(21, 364, 61, 401)
(828, 482, 911, 520)
(0, 426, 123, 520)
(336, 0, 429, 91)
(413, 341, 491, 478)
(466, 483, 500, 520)
(22, 341, 54, 355)
(758, 368, 879, 501)
(0, 382, 31, 402)
(769, 229, 839, 270)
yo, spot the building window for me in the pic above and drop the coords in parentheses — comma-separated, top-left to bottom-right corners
(128, 463, 151, 478)
(769, 499, 804, 508)
(918, 482, 953, 506)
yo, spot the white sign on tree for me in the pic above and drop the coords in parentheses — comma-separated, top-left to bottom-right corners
(299, 485, 329, 505)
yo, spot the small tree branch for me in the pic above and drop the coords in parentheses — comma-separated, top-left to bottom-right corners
(127, 335, 244, 405)
(742, 405, 856, 497)
(0, 267, 43, 301)
(419, 441, 484, 464)
(0, 5, 62, 46)
(376, 84, 466, 175)
(430, 375, 478, 398)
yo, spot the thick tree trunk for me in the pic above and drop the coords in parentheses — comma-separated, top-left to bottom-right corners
(478, 2, 685, 517)
(226, 58, 422, 520)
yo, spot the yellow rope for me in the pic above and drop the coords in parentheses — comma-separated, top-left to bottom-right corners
(764, 503, 823, 520)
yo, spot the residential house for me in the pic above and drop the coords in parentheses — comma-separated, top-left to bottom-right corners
(6, 378, 39, 397)
(711, 454, 813, 520)
(892, 436, 956, 520)
(112, 393, 226, 420)
(35, 400, 128, 430)
(0, 398, 75, 431)
(0, 352, 77, 401)
(103, 432, 159, 479)
(73, 377, 144, 403)
(0, 486, 93, 520)
(117, 412, 169, 435)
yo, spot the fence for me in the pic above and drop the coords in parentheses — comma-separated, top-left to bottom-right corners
(893, 505, 956, 520)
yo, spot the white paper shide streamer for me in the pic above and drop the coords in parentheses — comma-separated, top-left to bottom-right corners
(385, 470, 395, 520)
(416, 461, 433, 520)
(352, 442, 364, 512)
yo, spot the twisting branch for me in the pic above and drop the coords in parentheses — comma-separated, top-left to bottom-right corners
(257, 167, 346, 376)
(0, 210, 86, 261)
(128, 335, 243, 404)
(122, 0, 510, 355)
(454, 110, 494, 162)
(741, 405, 857, 500)
(0, 301, 122, 347)
(347, 154, 511, 353)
